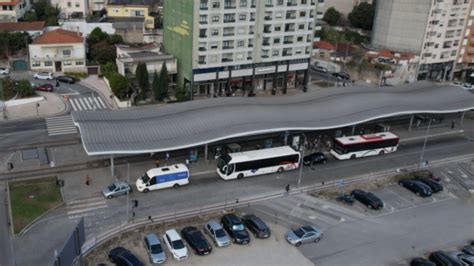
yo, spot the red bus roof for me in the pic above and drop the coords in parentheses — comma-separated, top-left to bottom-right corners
(335, 132, 399, 145)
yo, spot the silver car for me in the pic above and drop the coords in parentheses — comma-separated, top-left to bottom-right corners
(286, 225, 323, 247)
(144, 233, 166, 264)
(447, 251, 474, 265)
(102, 181, 131, 199)
(204, 220, 231, 247)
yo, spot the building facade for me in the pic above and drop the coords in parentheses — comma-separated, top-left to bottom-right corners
(51, 0, 89, 19)
(164, 0, 322, 98)
(371, 0, 471, 81)
(29, 29, 87, 73)
(455, 1, 474, 80)
(0, 0, 31, 22)
(321, 0, 372, 15)
(106, 0, 157, 29)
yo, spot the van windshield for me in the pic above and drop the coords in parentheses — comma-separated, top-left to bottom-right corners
(141, 173, 151, 184)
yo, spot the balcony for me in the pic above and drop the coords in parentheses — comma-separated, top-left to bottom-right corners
(199, 34, 207, 38)
(224, 5, 236, 9)
(224, 19, 236, 23)
(200, 5, 208, 10)
(262, 55, 269, 58)
(287, 2, 297, 6)
(199, 47, 207, 51)
(264, 16, 272, 21)
(222, 58, 233, 62)
(198, 61, 207, 65)
(263, 42, 271, 46)
(286, 15, 296, 19)
(223, 32, 235, 36)
(223, 46, 234, 50)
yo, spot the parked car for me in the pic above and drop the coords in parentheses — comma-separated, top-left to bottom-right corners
(410, 257, 436, 266)
(303, 152, 327, 166)
(447, 251, 474, 266)
(102, 181, 131, 199)
(108, 247, 143, 266)
(204, 219, 231, 247)
(163, 229, 189, 261)
(398, 179, 433, 197)
(143, 233, 166, 264)
(462, 245, 474, 256)
(181, 226, 212, 255)
(311, 65, 328, 73)
(56, 75, 76, 84)
(242, 214, 271, 239)
(221, 214, 250, 245)
(332, 72, 351, 80)
(34, 84, 54, 92)
(34, 72, 54, 80)
(350, 189, 384, 209)
(427, 172, 441, 182)
(286, 225, 323, 247)
(0, 67, 10, 75)
(336, 194, 354, 205)
(428, 251, 463, 266)
(413, 176, 443, 193)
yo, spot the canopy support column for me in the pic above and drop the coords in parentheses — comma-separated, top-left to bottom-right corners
(204, 144, 208, 161)
(460, 112, 465, 127)
(408, 114, 414, 132)
(110, 154, 114, 177)
(351, 125, 356, 135)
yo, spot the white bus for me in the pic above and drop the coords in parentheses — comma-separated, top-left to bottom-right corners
(216, 146, 300, 180)
(136, 164, 190, 192)
(330, 132, 399, 160)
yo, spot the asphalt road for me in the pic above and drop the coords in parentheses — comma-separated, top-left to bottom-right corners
(0, 184, 13, 266)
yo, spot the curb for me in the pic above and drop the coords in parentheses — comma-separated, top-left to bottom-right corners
(0, 93, 70, 122)
(16, 202, 65, 236)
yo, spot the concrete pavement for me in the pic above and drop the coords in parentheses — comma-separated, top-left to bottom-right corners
(0, 92, 68, 121)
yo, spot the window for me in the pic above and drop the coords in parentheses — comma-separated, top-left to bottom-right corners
(32, 61, 40, 67)
(67, 2, 71, 7)
(211, 29, 219, 36)
(237, 40, 245, 47)
(212, 16, 219, 22)
(239, 14, 246, 21)
(44, 61, 52, 67)
(200, 15, 208, 24)
(75, 2, 80, 7)
(76, 61, 84, 65)
(240, 0, 247, 7)
(63, 61, 72, 66)
(63, 50, 71, 58)
(212, 2, 220, 8)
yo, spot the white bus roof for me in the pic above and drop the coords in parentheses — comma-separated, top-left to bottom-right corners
(228, 146, 299, 164)
(147, 164, 189, 176)
(335, 132, 399, 145)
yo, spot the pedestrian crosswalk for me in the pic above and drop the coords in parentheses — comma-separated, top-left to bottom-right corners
(69, 96, 107, 111)
(45, 115, 78, 136)
(66, 196, 108, 220)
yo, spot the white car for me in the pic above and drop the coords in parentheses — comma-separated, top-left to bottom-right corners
(0, 67, 10, 75)
(163, 229, 188, 261)
(34, 72, 54, 80)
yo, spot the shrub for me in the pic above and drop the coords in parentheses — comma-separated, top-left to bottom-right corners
(108, 72, 130, 100)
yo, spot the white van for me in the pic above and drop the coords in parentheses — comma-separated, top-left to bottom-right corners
(136, 164, 190, 192)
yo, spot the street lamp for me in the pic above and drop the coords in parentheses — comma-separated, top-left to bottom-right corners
(419, 118, 432, 168)
(297, 133, 306, 188)
(125, 160, 130, 223)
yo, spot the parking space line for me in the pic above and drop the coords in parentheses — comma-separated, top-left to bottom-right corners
(373, 197, 453, 218)
(384, 186, 418, 207)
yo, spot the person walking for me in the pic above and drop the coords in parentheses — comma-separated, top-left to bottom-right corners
(85, 174, 91, 186)
(285, 184, 291, 194)
(165, 152, 170, 162)
(155, 159, 160, 167)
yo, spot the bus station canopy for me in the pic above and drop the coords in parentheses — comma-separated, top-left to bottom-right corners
(72, 82, 474, 156)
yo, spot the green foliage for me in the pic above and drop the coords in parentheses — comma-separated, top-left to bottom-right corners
(28, 0, 59, 26)
(108, 72, 130, 100)
(135, 62, 150, 93)
(1, 78, 35, 100)
(100, 62, 117, 79)
(88, 27, 109, 45)
(323, 7, 341, 26)
(175, 85, 190, 102)
(348, 2, 375, 30)
(90, 40, 117, 64)
(0, 31, 31, 58)
(23, 11, 38, 22)
(152, 70, 159, 101)
(108, 34, 123, 45)
(319, 27, 369, 45)
(156, 62, 169, 101)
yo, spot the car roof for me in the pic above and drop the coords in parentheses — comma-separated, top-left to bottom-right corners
(244, 215, 266, 227)
(165, 229, 181, 240)
(301, 225, 318, 232)
(145, 233, 160, 245)
(206, 219, 223, 229)
(113, 181, 128, 186)
(223, 213, 241, 223)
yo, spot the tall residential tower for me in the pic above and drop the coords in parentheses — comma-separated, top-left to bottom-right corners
(164, 0, 322, 98)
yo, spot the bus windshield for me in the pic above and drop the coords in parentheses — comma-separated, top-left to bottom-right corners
(332, 142, 346, 154)
(217, 154, 232, 175)
(141, 173, 151, 184)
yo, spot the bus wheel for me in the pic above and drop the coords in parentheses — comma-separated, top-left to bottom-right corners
(277, 167, 284, 173)
(350, 154, 356, 159)
(143, 189, 149, 193)
(379, 150, 385, 155)
(237, 174, 244, 179)
(173, 184, 180, 188)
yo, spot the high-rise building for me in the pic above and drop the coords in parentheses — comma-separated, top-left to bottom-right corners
(371, 0, 470, 81)
(455, 1, 474, 79)
(163, 0, 323, 98)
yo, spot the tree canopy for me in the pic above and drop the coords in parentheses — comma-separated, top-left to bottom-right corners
(135, 62, 150, 93)
(348, 2, 375, 30)
(323, 7, 341, 26)
(87, 28, 123, 64)
(155, 62, 169, 101)
(23, 0, 60, 26)
(0, 31, 31, 58)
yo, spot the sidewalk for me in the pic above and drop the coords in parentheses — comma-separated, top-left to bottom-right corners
(80, 76, 117, 110)
(0, 92, 68, 121)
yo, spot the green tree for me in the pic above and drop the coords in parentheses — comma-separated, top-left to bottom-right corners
(109, 72, 130, 99)
(152, 70, 160, 101)
(323, 7, 341, 26)
(156, 62, 169, 101)
(348, 2, 375, 30)
(90, 40, 116, 64)
(135, 62, 150, 93)
(108, 34, 123, 45)
(175, 85, 189, 102)
(100, 62, 117, 78)
(23, 11, 38, 22)
(88, 27, 109, 46)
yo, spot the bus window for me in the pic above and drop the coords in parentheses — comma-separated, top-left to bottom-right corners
(227, 164, 234, 176)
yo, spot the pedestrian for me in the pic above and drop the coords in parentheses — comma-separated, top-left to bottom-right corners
(150, 152, 155, 158)
(165, 152, 170, 162)
(85, 174, 91, 186)
(451, 120, 455, 129)
(285, 184, 290, 194)
(155, 159, 160, 167)
(56, 80, 60, 87)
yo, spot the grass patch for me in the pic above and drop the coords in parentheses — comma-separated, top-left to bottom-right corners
(9, 176, 62, 234)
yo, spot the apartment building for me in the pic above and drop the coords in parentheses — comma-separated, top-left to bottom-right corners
(0, 0, 31, 22)
(371, 0, 470, 81)
(106, 0, 158, 29)
(89, 0, 107, 13)
(51, 0, 88, 19)
(163, 0, 323, 98)
(455, 1, 474, 79)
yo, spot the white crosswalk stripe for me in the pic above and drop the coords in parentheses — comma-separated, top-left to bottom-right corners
(66, 196, 108, 220)
(69, 96, 108, 111)
(45, 115, 78, 136)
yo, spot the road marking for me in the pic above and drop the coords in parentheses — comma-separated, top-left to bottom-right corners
(373, 197, 453, 218)
(97, 97, 106, 108)
(45, 115, 78, 136)
(69, 99, 78, 111)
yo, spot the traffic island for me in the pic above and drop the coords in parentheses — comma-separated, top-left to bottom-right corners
(8, 176, 63, 234)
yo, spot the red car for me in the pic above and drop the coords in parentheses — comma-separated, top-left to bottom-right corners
(34, 84, 54, 92)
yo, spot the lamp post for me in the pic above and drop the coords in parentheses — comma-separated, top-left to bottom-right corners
(297, 133, 306, 188)
(125, 160, 130, 223)
(419, 118, 432, 168)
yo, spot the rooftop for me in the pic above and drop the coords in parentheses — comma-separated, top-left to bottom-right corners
(0, 21, 45, 31)
(72, 82, 474, 156)
(32, 29, 83, 45)
(314, 41, 335, 50)
(108, 0, 159, 6)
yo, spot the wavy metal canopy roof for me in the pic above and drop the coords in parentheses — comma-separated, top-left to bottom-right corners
(72, 82, 474, 155)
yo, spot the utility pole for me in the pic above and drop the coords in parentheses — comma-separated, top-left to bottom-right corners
(297, 133, 306, 188)
(125, 160, 130, 223)
(419, 118, 432, 168)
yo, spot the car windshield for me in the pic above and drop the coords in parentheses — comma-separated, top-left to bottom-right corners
(150, 244, 163, 254)
(232, 224, 244, 231)
(293, 228, 305, 238)
(172, 240, 184, 249)
(141, 173, 151, 183)
(215, 229, 226, 238)
(108, 184, 116, 191)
